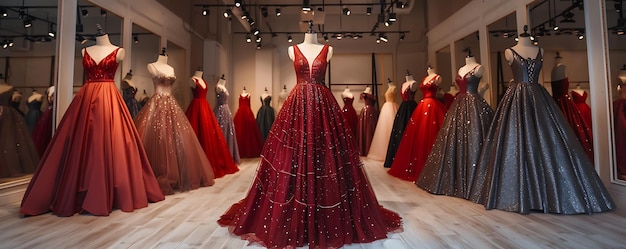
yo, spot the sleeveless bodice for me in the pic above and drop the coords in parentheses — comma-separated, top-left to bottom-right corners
(401, 85, 416, 102)
(385, 86, 397, 103)
(293, 45, 329, 85)
(27, 100, 43, 111)
(216, 89, 229, 106)
(122, 87, 137, 98)
(343, 96, 354, 106)
(0, 88, 13, 106)
(83, 48, 120, 83)
(239, 95, 251, 107)
(510, 48, 542, 84)
(456, 66, 481, 94)
(361, 93, 376, 105)
(192, 79, 208, 99)
(261, 95, 272, 106)
(152, 75, 177, 95)
(571, 90, 588, 103)
(420, 76, 440, 99)
(550, 78, 570, 99)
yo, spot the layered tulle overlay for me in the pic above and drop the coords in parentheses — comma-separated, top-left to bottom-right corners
(388, 79, 447, 181)
(0, 88, 38, 178)
(417, 67, 493, 198)
(233, 94, 263, 158)
(186, 78, 238, 178)
(551, 78, 593, 161)
(358, 92, 379, 155)
(21, 48, 164, 216)
(469, 49, 614, 214)
(135, 75, 215, 195)
(384, 85, 417, 167)
(218, 44, 401, 249)
(367, 85, 398, 161)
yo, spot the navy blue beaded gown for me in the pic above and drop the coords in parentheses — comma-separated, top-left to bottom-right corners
(469, 48, 614, 214)
(218, 44, 402, 249)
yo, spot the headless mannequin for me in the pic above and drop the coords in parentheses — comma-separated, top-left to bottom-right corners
(363, 86, 372, 95)
(342, 87, 354, 98)
(147, 54, 175, 78)
(121, 71, 136, 90)
(190, 70, 206, 89)
(261, 87, 271, 99)
(423, 67, 442, 86)
(279, 85, 288, 100)
(458, 56, 484, 78)
(28, 89, 44, 103)
(240, 87, 249, 97)
(551, 55, 567, 82)
(216, 78, 228, 94)
(402, 74, 418, 93)
(46, 86, 55, 106)
(504, 35, 543, 65)
(288, 32, 334, 64)
(82, 34, 125, 64)
(12, 90, 22, 102)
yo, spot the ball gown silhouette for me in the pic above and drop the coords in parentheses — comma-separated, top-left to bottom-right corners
(0, 87, 38, 178)
(24, 98, 42, 132)
(214, 87, 241, 164)
(388, 76, 447, 181)
(358, 92, 379, 156)
(256, 95, 276, 142)
(218, 44, 402, 249)
(551, 78, 593, 161)
(20, 47, 164, 217)
(571, 90, 592, 132)
(367, 84, 398, 161)
(134, 70, 215, 195)
(341, 95, 358, 142)
(384, 84, 418, 167)
(469, 48, 614, 214)
(186, 78, 238, 178)
(416, 66, 493, 198)
(233, 94, 263, 158)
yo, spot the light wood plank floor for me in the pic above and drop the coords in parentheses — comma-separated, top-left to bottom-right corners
(0, 157, 625, 249)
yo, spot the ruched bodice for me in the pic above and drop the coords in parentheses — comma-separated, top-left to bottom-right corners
(385, 86, 397, 103)
(456, 66, 481, 94)
(401, 85, 416, 102)
(420, 81, 439, 99)
(343, 96, 354, 106)
(192, 78, 208, 99)
(510, 48, 542, 84)
(293, 45, 329, 85)
(83, 48, 120, 83)
(216, 89, 229, 106)
(152, 76, 177, 95)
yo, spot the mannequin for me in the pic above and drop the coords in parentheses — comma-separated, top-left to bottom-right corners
(288, 30, 334, 63)
(279, 85, 288, 100)
(459, 56, 484, 78)
(28, 89, 44, 103)
(423, 66, 442, 86)
(342, 86, 354, 98)
(121, 70, 136, 89)
(261, 87, 271, 99)
(12, 90, 22, 102)
(572, 84, 585, 96)
(402, 72, 418, 94)
(241, 86, 249, 97)
(147, 49, 174, 78)
(46, 86, 55, 104)
(190, 70, 206, 89)
(504, 27, 542, 65)
(551, 53, 567, 82)
(140, 90, 150, 104)
(82, 33, 125, 64)
(216, 76, 229, 95)
(363, 86, 372, 95)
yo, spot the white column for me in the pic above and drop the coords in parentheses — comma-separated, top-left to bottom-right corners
(53, 0, 77, 127)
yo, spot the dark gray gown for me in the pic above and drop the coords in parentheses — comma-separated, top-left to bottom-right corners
(469, 48, 614, 214)
(214, 88, 240, 164)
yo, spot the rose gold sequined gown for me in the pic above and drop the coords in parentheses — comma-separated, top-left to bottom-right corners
(218, 44, 402, 249)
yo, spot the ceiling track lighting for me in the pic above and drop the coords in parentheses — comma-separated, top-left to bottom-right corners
(400, 32, 405, 40)
(202, 6, 209, 16)
(81, 8, 89, 17)
(241, 10, 249, 20)
(366, 6, 372, 16)
(302, 0, 311, 12)
(18, 8, 26, 19)
(1, 8, 8, 17)
(133, 35, 139, 44)
(246, 34, 252, 43)
(287, 34, 293, 43)
(248, 17, 256, 26)
(256, 36, 262, 43)
(235, 0, 242, 8)
(343, 7, 351, 16)
(252, 28, 260, 36)
(48, 23, 55, 37)
(261, 6, 268, 18)
(396, 1, 406, 9)
(275, 8, 281, 16)
(388, 12, 397, 22)
(23, 18, 32, 28)
(223, 8, 232, 18)
(256, 43, 262, 50)
(100, 8, 107, 17)
(379, 33, 388, 43)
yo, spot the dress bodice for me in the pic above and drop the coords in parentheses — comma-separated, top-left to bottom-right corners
(191, 78, 208, 99)
(550, 78, 570, 99)
(152, 75, 177, 95)
(216, 88, 229, 106)
(343, 96, 354, 106)
(83, 48, 121, 83)
(571, 90, 588, 103)
(293, 45, 329, 85)
(122, 87, 137, 98)
(0, 87, 13, 106)
(385, 85, 397, 103)
(27, 99, 42, 111)
(361, 93, 376, 106)
(510, 48, 542, 84)
(239, 94, 251, 108)
(456, 66, 481, 94)
(261, 95, 272, 106)
(420, 76, 440, 99)
(401, 84, 417, 102)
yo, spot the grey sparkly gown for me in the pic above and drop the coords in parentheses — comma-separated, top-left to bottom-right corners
(469, 48, 614, 214)
(417, 66, 493, 199)
(214, 87, 240, 164)
(134, 74, 215, 195)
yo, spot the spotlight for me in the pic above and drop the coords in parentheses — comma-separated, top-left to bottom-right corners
(252, 28, 260, 36)
(275, 8, 281, 16)
(336, 33, 343, 40)
(8, 39, 13, 47)
(223, 9, 232, 18)
(400, 32, 406, 40)
(577, 31, 584, 40)
(553, 25, 559, 31)
(396, 1, 406, 9)
(366, 6, 372, 16)
(23, 18, 32, 28)
(618, 29, 625, 35)
(533, 39, 539, 45)
(287, 34, 293, 43)
(1, 8, 8, 17)
(2, 42, 7, 49)
(323, 33, 329, 42)
(343, 7, 351, 16)
(18, 9, 26, 19)
(241, 10, 249, 20)
(235, 0, 242, 8)
(515, 37, 519, 42)
(256, 36, 262, 43)
(353, 34, 362, 40)
(376, 38, 381, 44)
(256, 43, 262, 50)
(261, 6, 268, 17)
(502, 32, 509, 38)
(100, 8, 107, 17)
(388, 12, 397, 22)
(302, 0, 312, 12)
(202, 6, 209, 16)
(561, 12, 575, 23)
(377, 13, 385, 24)
(48, 23, 55, 37)
(246, 34, 252, 43)
(248, 18, 255, 26)
(379, 33, 388, 43)
(385, 21, 391, 27)
(133, 35, 139, 44)
(81, 8, 89, 17)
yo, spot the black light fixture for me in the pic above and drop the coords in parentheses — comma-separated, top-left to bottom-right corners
(18, 8, 26, 19)
(81, 8, 89, 17)
(235, 0, 242, 8)
(377, 13, 385, 24)
(133, 35, 139, 44)
(100, 8, 107, 17)
(246, 34, 252, 43)
(396, 1, 406, 9)
(353, 33, 362, 40)
(302, 0, 312, 12)
(248, 17, 255, 26)
(23, 18, 32, 28)
(366, 6, 372, 16)
(261, 6, 268, 17)
(241, 10, 249, 20)
(618, 28, 625, 35)
(1, 8, 8, 17)
(7, 39, 13, 47)
(336, 33, 343, 40)
(48, 23, 55, 37)
(256, 36, 262, 43)
(379, 33, 388, 42)
(323, 33, 329, 42)
(223, 8, 232, 18)
(561, 12, 575, 23)
(256, 43, 262, 50)
(202, 6, 209, 16)
(400, 32, 406, 40)
(275, 8, 281, 16)
(577, 30, 584, 40)
(388, 12, 397, 22)
(287, 34, 293, 43)
(252, 28, 260, 36)
(343, 7, 351, 16)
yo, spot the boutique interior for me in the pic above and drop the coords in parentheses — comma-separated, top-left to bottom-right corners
(0, 0, 626, 248)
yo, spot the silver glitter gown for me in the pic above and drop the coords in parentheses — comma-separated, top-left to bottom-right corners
(469, 48, 614, 214)
(214, 87, 240, 164)
(416, 66, 493, 199)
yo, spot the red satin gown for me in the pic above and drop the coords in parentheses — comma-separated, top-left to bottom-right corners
(233, 94, 264, 158)
(185, 78, 238, 178)
(218, 44, 402, 249)
(551, 78, 593, 161)
(388, 77, 447, 181)
(20, 48, 164, 217)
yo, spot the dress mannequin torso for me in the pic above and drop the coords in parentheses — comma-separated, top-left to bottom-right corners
(12, 90, 22, 102)
(423, 68, 442, 86)
(46, 86, 55, 104)
(147, 55, 175, 78)
(504, 36, 543, 65)
(261, 89, 271, 100)
(458, 57, 484, 78)
(216, 79, 228, 94)
(190, 70, 206, 89)
(363, 87, 372, 95)
(82, 34, 125, 63)
(342, 87, 354, 99)
(278, 86, 288, 100)
(288, 33, 334, 63)
(28, 90, 44, 103)
(122, 72, 135, 89)
(402, 75, 418, 93)
(551, 57, 567, 82)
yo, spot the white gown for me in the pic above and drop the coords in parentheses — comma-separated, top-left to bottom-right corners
(367, 84, 399, 161)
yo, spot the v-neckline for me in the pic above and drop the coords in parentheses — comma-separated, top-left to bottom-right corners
(295, 44, 327, 72)
(85, 47, 118, 66)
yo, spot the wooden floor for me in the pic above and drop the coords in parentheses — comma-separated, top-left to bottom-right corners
(1, 157, 625, 249)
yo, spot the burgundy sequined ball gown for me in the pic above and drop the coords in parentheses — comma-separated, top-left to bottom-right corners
(571, 90, 592, 132)
(551, 78, 593, 161)
(342, 95, 358, 142)
(233, 94, 263, 158)
(218, 44, 402, 249)
(358, 92, 379, 155)
(21, 47, 164, 217)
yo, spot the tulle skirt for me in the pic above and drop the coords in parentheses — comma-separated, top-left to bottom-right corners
(367, 101, 398, 161)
